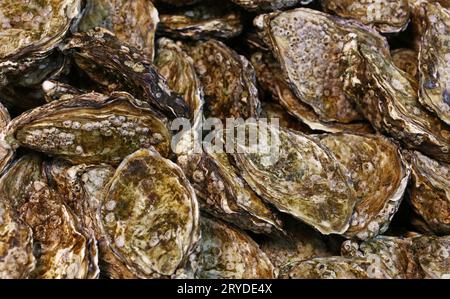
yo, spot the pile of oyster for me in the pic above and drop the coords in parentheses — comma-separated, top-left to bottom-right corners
(1, 0, 449, 279)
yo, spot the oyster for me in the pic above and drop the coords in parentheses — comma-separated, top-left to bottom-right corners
(341, 236, 420, 279)
(260, 101, 310, 133)
(279, 256, 390, 279)
(178, 149, 283, 235)
(188, 39, 261, 121)
(0, 103, 12, 173)
(231, 0, 314, 12)
(413, 235, 450, 279)
(230, 121, 357, 235)
(186, 217, 275, 279)
(409, 151, 450, 234)
(0, 199, 35, 279)
(99, 149, 200, 277)
(0, 0, 82, 110)
(3, 92, 171, 165)
(158, 1, 243, 40)
(79, 0, 159, 60)
(321, 0, 410, 34)
(391, 48, 419, 80)
(18, 182, 95, 279)
(251, 51, 372, 133)
(343, 37, 450, 163)
(319, 133, 410, 240)
(416, 2, 450, 125)
(42, 80, 83, 103)
(62, 28, 189, 119)
(259, 217, 332, 271)
(158, 0, 202, 6)
(254, 8, 389, 123)
(154, 38, 203, 124)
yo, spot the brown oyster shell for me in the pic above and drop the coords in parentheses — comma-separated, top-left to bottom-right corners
(231, 0, 314, 12)
(413, 235, 450, 278)
(416, 3, 450, 125)
(185, 217, 276, 279)
(254, 8, 389, 123)
(188, 39, 261, 121)
(0, 199, 35, 279)
(279, 256, 391, 279)
(343, 37, 450, 163)
(319, 133, 410, 240)
(341, 236, 420, 279)
(230, 121, 357, 235)
(42, 80, 84, 103)
(79, 0, 159, 60)
(391, 48, 419, 80)
(158, 1, 243, 40)
(321, 0, 410, 34)
(18, 182, 94, 279)
(99, 148, 200, 277)
(409, 151, 450, 234)
(251, 51, 372, 133)
(62, 28, 189, 119)
(177, 149, 283, 235)
(3, 92, 171, 165)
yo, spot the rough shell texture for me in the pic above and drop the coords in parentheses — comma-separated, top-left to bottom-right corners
(0, 199, 35, 279)
(251, 51, 372, 133)
(341, 236, 420, 279)
(279, 256, 390, 279)
(188, 39, 261, 121)
(231, 0, 314, 12)
(177, 150, 283, 235)
(255, 8, 389, 123)
(3, 92, 171, 165)
(42, 80, 83, 103)
(186, 217, 275, 279)
(391, 48, 419, 80)
(319, 133, 410, 240)
(158, 1, 243, 40)
(18, 182, 94, 278)
(100, 149, 200, 277)
(409, 151, 450, 234)
(417, 3, 450, 125)
(413, 235, 450, 278)
(322, 0, 410, 33)
(62, 28, 189, 119)
(343, 37, 450, 163)
(79, 0, 159, 60)
(259, 217, 332, 271)
(230, 122, 357, 235)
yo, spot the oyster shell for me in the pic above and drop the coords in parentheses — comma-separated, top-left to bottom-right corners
(279, 256, 390, 279)
(409, 151, 450, 234)
(230, 121, 357, 235)
(251, 51, 372, 133)
(18, 182, 94, 278)
(413, 235, 450, 279)
(391, 48, 419, 80)
(42, 80, 83, 103)
(3, 92, 171, 165)
(416, 2, 450, 125)
(259, 217, 332, 271)
(319, 133, 410, 240)
(260, 101, 310, 133)
(254, 8, 389, 123)
(188, 39, 261, 121)
(321, 0, 410, 34)
(341, 236, 420, 279)
(230, 0, 314, 12)
(0, 103, 12, 174)
(177, 149, 283, 235)
(99, 148, 200, 277)
(79, 0, 159, 60)
(158, 1, 243, 40)
(158, 0, 202, 6)
(186, 217, 275, 279)
(62, 28, 189, 119)
(0, 199, 35, 279)
(343, 37, 450, 163)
